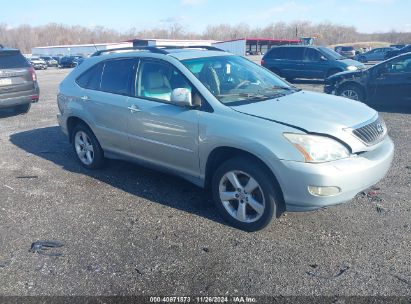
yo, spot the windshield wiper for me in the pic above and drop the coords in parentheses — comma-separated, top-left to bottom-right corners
(262, 85, 301, 93)
(217, 93, 271, 100)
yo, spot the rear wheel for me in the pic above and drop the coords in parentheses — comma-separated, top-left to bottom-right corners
(338, 84, 364, 101)
(212, 157, 283, 231)
(71, 124, 105, 169)
(14, 103, 31, 114)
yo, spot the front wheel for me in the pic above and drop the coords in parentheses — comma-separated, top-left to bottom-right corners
(212, 157, 283, 231)
(71, 124, 105, 169)
(338, 84, 364, 101)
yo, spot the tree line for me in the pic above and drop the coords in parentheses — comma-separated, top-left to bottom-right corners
(1, 21, 410, 53)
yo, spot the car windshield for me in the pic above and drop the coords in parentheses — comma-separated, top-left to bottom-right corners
(181, 55, 298, 105)
(341, 46, 354, 51)
(319, 47, 345, 60)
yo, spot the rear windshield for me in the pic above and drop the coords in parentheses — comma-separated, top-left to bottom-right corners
(0, 51, 30, 69)
(341, 46, 354, 51)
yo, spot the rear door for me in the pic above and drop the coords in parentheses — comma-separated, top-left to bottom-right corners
(282, 47, 305, 79)
(0, 51, 34, 97)
(76, 58, 137, 154)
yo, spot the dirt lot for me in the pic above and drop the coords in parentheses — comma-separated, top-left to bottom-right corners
(0, 68, 410, 297)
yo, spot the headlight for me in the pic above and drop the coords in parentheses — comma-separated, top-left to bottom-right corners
(347, 65, 358, 71)
(283, 133, 350, 163)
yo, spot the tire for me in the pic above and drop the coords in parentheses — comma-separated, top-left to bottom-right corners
(14, 103, 31, 114)
(326, 69, 342, 78)
(71, 124, 105, 169)
(212, 157, 283, 232)
(338, 83, 365, 101)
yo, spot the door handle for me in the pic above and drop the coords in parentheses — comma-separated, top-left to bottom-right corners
(128, 105, 141, 113)
(80, 95, 89, 101)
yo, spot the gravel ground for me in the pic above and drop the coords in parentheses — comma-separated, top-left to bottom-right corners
(0, 68, 410, 297)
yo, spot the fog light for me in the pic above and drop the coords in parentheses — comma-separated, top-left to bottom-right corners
(308, 186, 341, 197)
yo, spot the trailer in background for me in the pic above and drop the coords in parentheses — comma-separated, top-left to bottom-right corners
(212, 38, 301, 56)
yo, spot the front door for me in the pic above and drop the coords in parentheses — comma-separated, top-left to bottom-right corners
(369, 54, 411, 105)
(126, 59, 200, 178)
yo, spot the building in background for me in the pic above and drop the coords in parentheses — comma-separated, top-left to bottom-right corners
(31, 42, 133, 57)
(211, 38, 301, 56)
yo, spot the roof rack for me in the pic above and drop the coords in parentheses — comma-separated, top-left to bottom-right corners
(162, 45, 225, 52)
(91, 46, 168, 57)
(90, 45, 225, 57)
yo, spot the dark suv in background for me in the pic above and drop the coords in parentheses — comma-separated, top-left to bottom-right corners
(0, 45, 39, 114)
(261, 45, 364, 81)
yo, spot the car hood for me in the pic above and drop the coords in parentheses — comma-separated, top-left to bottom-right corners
(230, 90, 377, 152)
(329, 69, 365, 79)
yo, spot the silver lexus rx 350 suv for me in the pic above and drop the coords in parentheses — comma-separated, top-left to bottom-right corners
(57, 46, 394, 231)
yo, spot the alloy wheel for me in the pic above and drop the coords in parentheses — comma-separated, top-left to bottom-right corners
(74, 131, 94, 165)
(218, 170, 265, 223)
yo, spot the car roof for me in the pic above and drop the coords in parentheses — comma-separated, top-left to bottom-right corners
(90, 46, 230, 61)
(0, 47, 20, 52)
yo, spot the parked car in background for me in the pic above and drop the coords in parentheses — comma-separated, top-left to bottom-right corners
(325, 52, 411, 106)
(57, 46, 393, 231)
(261, 45, 365, 81)
(334, 46, 356, 58)
(40, 56, 58, 67)
(29, 57, 48, 70)
(0, 45, 39, 114)
(355, 47, 395, 62)
(59, 56, 83, 68)
(384, 45, 411, 59)
(390, 44, 406, 49)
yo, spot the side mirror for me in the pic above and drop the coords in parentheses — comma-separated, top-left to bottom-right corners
(171, 88, 193, 107)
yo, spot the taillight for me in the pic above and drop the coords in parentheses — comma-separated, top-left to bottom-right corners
(261, 59, 265, 66)
(28, 67, 37, 81)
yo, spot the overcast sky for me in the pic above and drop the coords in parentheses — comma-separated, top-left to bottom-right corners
(1, 0, 410, 33)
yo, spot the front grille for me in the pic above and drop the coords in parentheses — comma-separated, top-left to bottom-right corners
(351, 116, 387, 146)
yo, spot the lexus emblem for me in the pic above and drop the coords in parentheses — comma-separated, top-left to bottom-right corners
(376, 123, 384, 134)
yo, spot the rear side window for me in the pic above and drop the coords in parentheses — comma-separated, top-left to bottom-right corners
(100, 59, 136, 95)
(285, 48, 304, 60)
(266, 47, 286, 59)
(76, 62, 104, 90)
(0, 51, 30, 69)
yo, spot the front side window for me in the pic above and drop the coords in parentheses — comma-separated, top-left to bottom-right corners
(136, 60, 193, 102)
(385, 55, 411, 73)
(100, 59, 135, 95)
(182, 55, 297, 105)
(304, 48, 321, 62)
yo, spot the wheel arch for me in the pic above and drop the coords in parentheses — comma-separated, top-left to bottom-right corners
(66, 116, 94, 143)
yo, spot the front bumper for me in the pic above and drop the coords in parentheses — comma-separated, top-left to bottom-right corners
(273, 136, 394, 211)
